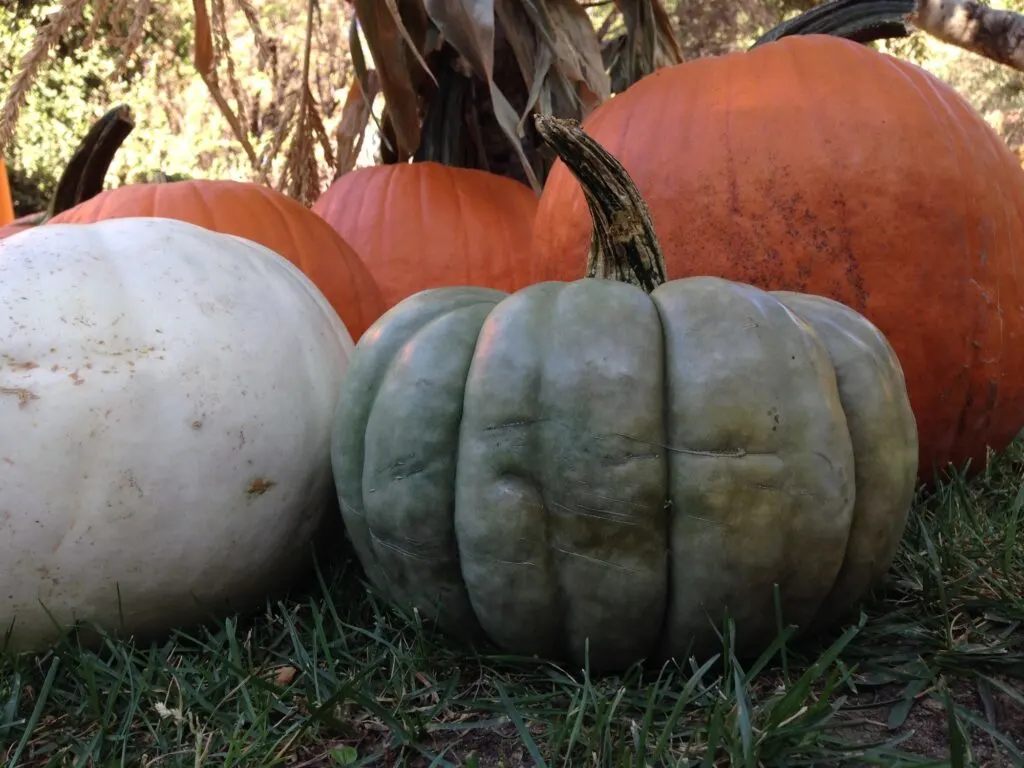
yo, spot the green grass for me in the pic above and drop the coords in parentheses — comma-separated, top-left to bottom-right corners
(3, 445, 1024, 767)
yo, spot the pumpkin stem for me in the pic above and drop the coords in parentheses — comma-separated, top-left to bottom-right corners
(46, 104, 135, 219)
(752, 0, 914, 48)
(533, 114, 667, 293)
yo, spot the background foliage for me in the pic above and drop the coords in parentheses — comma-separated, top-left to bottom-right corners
(2, 0, 1023, 215)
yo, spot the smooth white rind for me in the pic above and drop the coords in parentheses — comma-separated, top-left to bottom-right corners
(0, 217, 354, 652)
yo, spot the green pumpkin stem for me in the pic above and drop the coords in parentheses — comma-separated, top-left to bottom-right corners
(533, 114, 667, 293)
(46, 104, 135, 219)
(752, 0, 913, 48)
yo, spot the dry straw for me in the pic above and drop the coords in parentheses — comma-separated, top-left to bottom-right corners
(0, 0, 91, 156)
(0, 0, 152, 156)
(2, 0, 354, 201)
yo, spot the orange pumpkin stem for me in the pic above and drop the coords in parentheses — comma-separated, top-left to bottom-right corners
(46, 105, 135, 220)
(753, 0, 913, 48)
(533, 113, 667, 293)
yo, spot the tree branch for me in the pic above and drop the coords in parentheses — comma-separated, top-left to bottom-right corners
(910, 0, 1024, 72)
(755, 0, 1024, 74)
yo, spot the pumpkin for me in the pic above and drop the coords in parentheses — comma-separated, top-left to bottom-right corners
(530, 33, 1024, 481)
(0, 157, 13, 226)
(330, 115, 919, 671)
(0, 212, 43, 241)
(53, 179, 386, 340)
(7, 105, 386, 341)
(0, 106, 135, 242)
(0, 217, 354, 654)
(312, 162, 539, 308)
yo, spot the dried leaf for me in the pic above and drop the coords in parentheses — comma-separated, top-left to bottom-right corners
(547, 0, 611, 110)
(335, 71, 380, 177)
(353, 0, 423, 158)
(495, 0, 544, 92)
(495, 0, 603, 130)
(651, 0, 683, 66)
(384, 0, 438, 85)
(193, 0, 214, 77)
(613, 0, 682, 87)
(495, 0, 554, 126)
(423, 0, 540, 191)
(489, 84, 539, 189)
(424, 0, 496, 79)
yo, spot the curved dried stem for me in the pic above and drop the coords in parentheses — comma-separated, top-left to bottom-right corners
(533, 113, 666, 293)
(48, 105, 135, 218)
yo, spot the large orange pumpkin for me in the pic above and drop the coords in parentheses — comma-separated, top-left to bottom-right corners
(531, 34, 1024, 480)
(312, 162, 539, 308)
(51, 180, 386, 340)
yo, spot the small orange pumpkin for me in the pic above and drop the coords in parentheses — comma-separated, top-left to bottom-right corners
(312, 162, 539, 308)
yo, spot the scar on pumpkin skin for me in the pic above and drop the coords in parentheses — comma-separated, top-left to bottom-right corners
(0, 386, 39, 407)
(247, 477, 276, 496)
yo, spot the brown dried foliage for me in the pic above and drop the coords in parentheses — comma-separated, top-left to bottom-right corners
(3, 0, 361, 202)
(7, 0, 1024, 207)
(191, 0, 361, 201)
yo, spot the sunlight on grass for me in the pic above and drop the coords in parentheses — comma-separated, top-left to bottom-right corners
(2, 443, 1023, 767)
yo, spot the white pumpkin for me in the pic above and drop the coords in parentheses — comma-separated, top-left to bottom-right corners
(0, 217, 354, 653)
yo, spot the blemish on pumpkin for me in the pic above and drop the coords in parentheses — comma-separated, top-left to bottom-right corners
(8, 360, 38, 370)
(191, 420, 203, 430)
(0, 387, 39, 408)
(247, 477, 276, 497)
(118, 470, 144, 497)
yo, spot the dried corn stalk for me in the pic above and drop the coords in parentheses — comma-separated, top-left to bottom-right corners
(348, 0, 636, 191)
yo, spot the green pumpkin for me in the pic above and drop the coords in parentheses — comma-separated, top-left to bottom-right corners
(331, 116, 918, 671)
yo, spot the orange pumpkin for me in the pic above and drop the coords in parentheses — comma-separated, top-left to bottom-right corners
(52, 180, 386, 340)
(0, 157, 14, 226)
(531, 34, 1024, 480)
(312, 162, 539, 308)
(0, 213, 44, 241)
(14, 106, 385, 340)
(0, 106, 136, 241)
